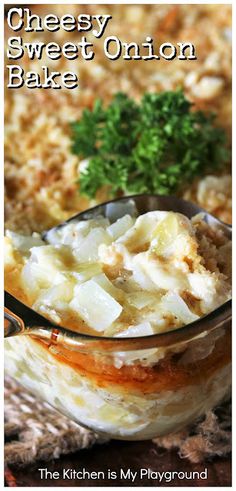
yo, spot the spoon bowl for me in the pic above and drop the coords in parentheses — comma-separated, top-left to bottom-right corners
(4, 193, 232, 349)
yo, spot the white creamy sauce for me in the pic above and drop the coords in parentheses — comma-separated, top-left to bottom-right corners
(5, 210, 231, 366)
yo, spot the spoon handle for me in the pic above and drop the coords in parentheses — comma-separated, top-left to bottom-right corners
(4, 291, 54, 332)
(4, 291, 77, 346)
(4, 291, 59, 340)
(4, 307, 24, 337)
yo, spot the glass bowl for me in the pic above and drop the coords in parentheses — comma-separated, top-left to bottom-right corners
(4, 302, 231, 440)
(4, 194, 232, 440)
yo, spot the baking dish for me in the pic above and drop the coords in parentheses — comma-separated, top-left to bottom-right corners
(4, 195, 232, 440)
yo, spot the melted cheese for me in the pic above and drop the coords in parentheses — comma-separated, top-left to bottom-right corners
(4, 211, 231, 343)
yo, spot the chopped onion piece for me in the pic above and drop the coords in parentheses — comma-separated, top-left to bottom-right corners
(117, 211, 170, 251)
(151, 213, 195, 259)
(73, 228, 112, 263)
(188, 273, 216, 301)
(134, 253, 187, 290)
(92, 273, 124, 301)
(33, 281, 75, 318)
(54, 222, 90, 246)
(126, 292, 158, 309)
(33, 281, 74, 306)
(70, 280, 122, 331)
(131, 264, 159, 291)
(21, 246, 72, 295)
(69, 263, 102, 283)
(107, 215, 135, 240)
(46, 218, 110, 247)
(151, 213, 180, 255)
(6, 230, 44, 254)
(161, 292, 199, 324)
(106, 200, 137, 222)
(116, 322, 154, 337)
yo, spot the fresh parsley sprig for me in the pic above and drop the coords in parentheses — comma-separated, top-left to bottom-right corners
(71, 90, 229, 198)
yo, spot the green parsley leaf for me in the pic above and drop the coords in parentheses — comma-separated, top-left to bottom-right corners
(71, 90, 229, 198)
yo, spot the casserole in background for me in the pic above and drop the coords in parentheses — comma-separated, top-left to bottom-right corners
(4, 4, 232, 233)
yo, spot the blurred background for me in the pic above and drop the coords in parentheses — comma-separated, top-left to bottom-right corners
(4, 4, 232, 233)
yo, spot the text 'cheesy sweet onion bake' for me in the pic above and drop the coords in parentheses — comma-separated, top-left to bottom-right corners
(4, 210, 231, 439)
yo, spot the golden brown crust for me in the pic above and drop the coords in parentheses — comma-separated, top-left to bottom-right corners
(5, 5, 232, 233)
(33, 329, 231, 394)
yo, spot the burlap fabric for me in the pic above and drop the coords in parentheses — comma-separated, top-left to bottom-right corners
(4, 376, 231, 467)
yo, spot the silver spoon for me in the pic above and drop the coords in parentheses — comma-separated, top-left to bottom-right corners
(4, 194, 232, 351)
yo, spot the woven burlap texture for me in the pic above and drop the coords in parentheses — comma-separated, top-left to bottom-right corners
(4, 376, 231, 467)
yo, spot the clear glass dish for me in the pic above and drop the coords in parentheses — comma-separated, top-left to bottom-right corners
(4, 302, 231, 440)
(4, 195, 232, 440)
